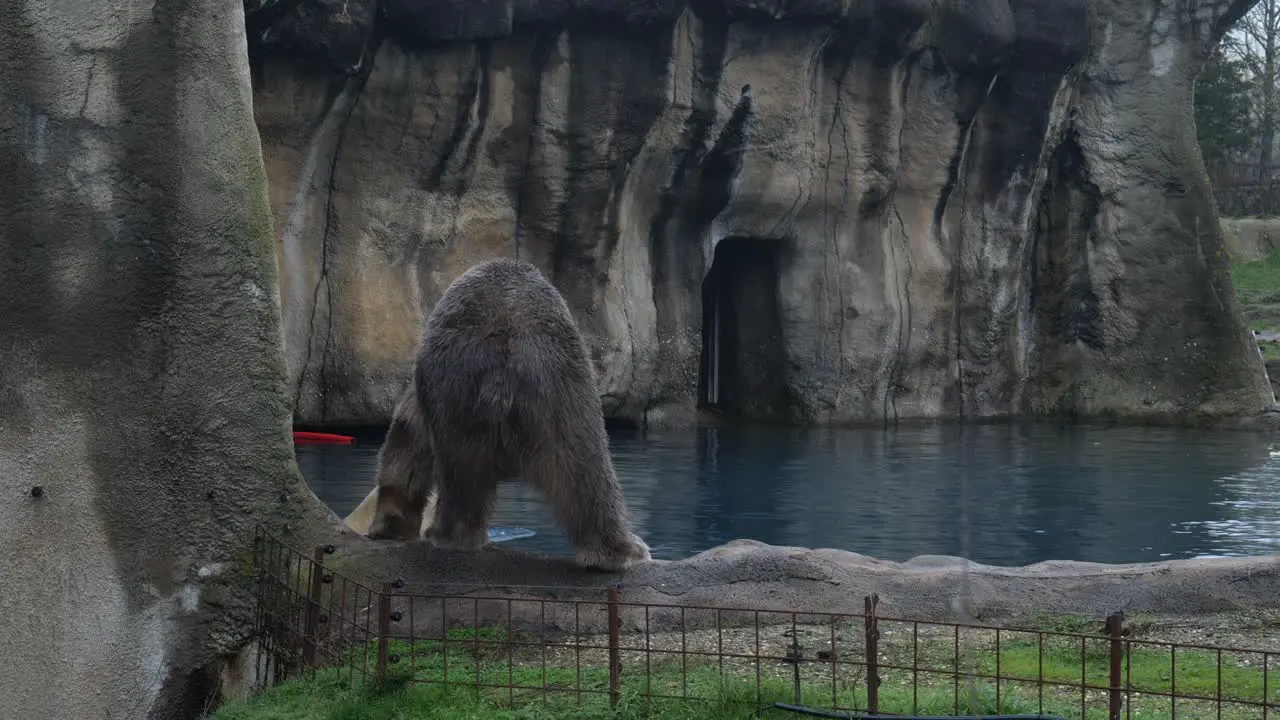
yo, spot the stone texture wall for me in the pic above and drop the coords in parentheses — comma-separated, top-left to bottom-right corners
(250, 0, 1271, 428)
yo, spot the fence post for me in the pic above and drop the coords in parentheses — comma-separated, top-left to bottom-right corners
(376, 582, 393, 683)
(607, 585, 621, 708)
(302, 546, 326, 669)
(865, 594, 880, 714)
(251, 533, 270, 689)
(1107, 612, 1125, 720)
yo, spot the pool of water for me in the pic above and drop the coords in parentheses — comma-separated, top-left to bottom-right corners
(296, 423, 1280, 567)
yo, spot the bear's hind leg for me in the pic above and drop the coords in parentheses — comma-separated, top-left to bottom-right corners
(422, 443, 502, 551)
(366, 385, 436, 540)
(524, 440, 651, 572)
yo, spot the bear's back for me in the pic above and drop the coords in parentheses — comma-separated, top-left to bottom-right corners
(427, 258, 573, 341)
(416, 258, 596, 440)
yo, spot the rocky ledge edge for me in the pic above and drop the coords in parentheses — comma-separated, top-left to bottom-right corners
(323, 534, 1280, 628)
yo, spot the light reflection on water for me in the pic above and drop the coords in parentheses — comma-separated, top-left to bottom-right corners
(296, 423, 1280, 567)
(1175, 455, 1280, 559)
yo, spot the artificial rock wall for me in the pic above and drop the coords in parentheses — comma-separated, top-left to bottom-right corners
(250, 0, 1271, 428)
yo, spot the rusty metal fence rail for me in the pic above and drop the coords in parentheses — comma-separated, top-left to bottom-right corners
(251, 530, 382, 689)
(250, 528, 1278, 719)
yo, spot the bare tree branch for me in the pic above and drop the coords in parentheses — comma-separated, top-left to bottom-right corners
(1221, 0, 1280, 181)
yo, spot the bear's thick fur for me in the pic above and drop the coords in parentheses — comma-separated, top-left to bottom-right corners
(355, 378, 438, 538)
(364, 258, 651, 572)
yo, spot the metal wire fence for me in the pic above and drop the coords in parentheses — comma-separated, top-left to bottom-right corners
(250, 528, 1278, 719)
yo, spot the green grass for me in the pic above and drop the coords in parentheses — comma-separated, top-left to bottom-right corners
(1232, 249, 1280, 359)
(1232, 248, 1280, 305)
(212, 624, 1277, 720)
(975, 638, 1273, 710)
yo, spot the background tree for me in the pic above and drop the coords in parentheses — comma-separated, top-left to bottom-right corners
(1196, 46, 1256, 167)
(1225, 0, 1280, 183)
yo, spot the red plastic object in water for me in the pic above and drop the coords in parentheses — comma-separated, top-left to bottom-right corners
(293, 431, 355, 445)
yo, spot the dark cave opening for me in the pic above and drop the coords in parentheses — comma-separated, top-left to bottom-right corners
(697, 238, 792, 421)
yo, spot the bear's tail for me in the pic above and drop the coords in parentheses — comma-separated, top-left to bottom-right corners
(476, 368, 518, 426)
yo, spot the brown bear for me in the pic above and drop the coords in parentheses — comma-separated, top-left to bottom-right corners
(351, 379, 437, 539)
(363, 257, 651, 572)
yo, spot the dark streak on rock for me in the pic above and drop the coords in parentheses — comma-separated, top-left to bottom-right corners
(1029, 131, 1105, 413)
(883, 54, 921, 427)
(510, 32, 560, 260)
(292, 7, 386, 419)
(550, 32, 591, 299)
(551, 25, 670, 311)
(292, 79, 353, 417)
(820, 36, 853, 410)
(648, 3, 729, 412)
(607, 49, 678, 417)
(649, 4, 728, 271)
(427, 42, 493, 271)
(692, 89, 752, 228)
(938, 66, 1001, 418)
(456, 42, 493, 198)
(421, 42, 490, 193)
(102, 1, 188, 605)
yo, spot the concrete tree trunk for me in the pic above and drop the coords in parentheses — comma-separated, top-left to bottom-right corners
(0, 2, 339, 718)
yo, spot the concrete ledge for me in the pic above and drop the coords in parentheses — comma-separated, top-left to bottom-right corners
(320, 533, 1280, 631)
(1222, 217, 1280, 263)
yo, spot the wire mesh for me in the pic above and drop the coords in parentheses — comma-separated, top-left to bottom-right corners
(249, 529, 1279, 719)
